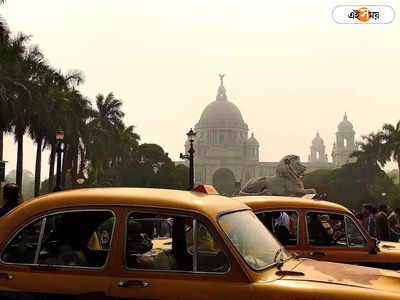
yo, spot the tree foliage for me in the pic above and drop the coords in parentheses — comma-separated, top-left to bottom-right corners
(1, 15, 189, 199)
(304, 163, 400, 210)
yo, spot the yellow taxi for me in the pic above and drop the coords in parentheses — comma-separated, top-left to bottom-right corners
(0, 187, 400, 299)
(238, 195, 400, 270)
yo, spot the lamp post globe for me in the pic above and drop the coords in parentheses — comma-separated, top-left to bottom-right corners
(187, 128, 196, 142)
(56, 129, 64, 141)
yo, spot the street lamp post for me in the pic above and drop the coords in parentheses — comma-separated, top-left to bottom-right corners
(55, 129, 64, 188)
(180, 128, 196, 190)
(381, 192, 387, 203)
(0, 161, 7, 183)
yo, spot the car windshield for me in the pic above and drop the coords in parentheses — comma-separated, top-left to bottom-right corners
(219, 210, 290, 271)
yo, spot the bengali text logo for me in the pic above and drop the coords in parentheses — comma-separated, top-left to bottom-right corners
(332, 5, 395, 24)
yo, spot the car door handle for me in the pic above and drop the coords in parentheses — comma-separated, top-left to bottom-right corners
(118, 280, 149, 288)
(309, 251, 327, 257)
(0, 273, 13, 280)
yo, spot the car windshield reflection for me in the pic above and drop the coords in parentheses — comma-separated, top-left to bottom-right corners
(219, 210, 291, 271)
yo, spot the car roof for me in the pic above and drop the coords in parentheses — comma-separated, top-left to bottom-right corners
(234, 195, 353, 214)
(9, 188, 249, 221)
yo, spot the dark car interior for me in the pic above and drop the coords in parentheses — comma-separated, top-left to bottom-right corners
(37, 211, 114, 268)
(125, 213, 229, 273)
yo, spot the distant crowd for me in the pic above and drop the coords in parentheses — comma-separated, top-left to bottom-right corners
(355, 204, 400, 242)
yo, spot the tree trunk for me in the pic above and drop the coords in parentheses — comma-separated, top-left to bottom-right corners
(34, 137, 42, 197)
(61, 144, 70, 188)
(0, 131, 3, 161)
(398, 159, 400, 185)
(70, 143, 79, 189)
(16, 134, 23, 192)
(48, 144, 55, 192)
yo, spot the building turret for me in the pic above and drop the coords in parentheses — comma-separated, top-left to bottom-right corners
(308, 131, 328, 163)
(332, 113, 357, 167)
(246, 133, 260, 162)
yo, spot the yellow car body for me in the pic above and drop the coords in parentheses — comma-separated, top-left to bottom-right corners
(238, 195, 400, 271)
(0, 188, 398, 299)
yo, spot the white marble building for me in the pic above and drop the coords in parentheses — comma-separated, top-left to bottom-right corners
(177, 76, 356, 195)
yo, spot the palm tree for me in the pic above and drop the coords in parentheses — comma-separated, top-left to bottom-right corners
(0, 32, 38, 189)
(351, 132, 389, 196)
(29, 65, 66, 196)
(0, 1, 7, 35)
(0, 31, 27, 164)
(59, 88, 92, 188)
(383, 121, 400, 184)
(351, 132, 388, 168)
(41, 70, 86, 191)
(113, 125, 140, 167)
(12, 43, 46, 190)
(86, 92, 125, 184)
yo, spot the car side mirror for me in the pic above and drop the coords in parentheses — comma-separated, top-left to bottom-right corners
(369, 238, 379, 255)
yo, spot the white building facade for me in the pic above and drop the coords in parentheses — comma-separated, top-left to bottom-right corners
(178, 76, 356, 195)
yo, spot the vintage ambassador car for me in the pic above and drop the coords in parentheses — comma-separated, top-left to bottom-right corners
(1, 187, 400, 299)
(238, 195, 400, 270)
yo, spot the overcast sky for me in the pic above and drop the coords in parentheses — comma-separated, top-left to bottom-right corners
(1, 0, 399, 179)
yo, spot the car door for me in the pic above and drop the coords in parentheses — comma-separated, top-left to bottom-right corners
(0, 208, 117, 300)
(303, 210, 371, 263)
(108, 207, 251, 300)
(255, 209, 302, 255)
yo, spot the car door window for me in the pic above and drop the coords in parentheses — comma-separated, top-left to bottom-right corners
(2, 210, 115, 268)
(37, 210, 115, 268)
(306, 212, 346, 246)
(345, 216, 367, 247)
(186, 221, 230, 272)
(2, 218, 44, 264)
(125, 212, 229, 273)
(256, 211, 298, 246)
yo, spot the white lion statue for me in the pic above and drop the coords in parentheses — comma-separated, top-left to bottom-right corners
(239, 155, 316, 197)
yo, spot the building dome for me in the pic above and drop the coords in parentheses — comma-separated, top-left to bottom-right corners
(247, 133, 259, 146)
(196, 75, 248, 130)
(312, 132, 324, 145)
(338, 113, 354, 132)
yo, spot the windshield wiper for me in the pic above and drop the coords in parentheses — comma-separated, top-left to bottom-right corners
(273, 247, 304, 277)
(273, 247, 284, 270)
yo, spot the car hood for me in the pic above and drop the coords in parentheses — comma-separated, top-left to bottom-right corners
(379, 241, 400, 252)
(281, 259, 400, 294)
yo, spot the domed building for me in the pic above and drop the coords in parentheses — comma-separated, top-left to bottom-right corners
(179, 75, 355, 195)
(182, 74, 261, 195)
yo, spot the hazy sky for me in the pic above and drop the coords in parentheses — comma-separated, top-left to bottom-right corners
(1, 0, 399, 179)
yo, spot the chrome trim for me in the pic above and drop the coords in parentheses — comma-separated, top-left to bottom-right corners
(193, 219, 198, 272)
(254, 209, 300, 247)
(0, 208, 116, 270)
(305, 210, 368, 248)
(344, 217, 351, 246)
(34, 217, 47, 264)
(344, 215, 369, 248)
(124, 208, 231, 275)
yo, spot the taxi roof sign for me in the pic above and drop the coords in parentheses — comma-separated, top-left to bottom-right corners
(192, 185, 219, 195)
